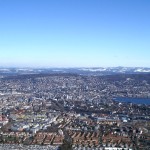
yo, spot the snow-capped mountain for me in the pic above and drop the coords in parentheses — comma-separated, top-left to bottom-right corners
(0, 67, 150, 77)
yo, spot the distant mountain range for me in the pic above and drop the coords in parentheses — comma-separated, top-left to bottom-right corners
(0, 67, 150, 77)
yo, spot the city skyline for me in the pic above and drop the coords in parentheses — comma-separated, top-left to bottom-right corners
(0, 0, 150, 67)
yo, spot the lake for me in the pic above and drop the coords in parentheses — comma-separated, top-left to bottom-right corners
(114, 97, 150, 105)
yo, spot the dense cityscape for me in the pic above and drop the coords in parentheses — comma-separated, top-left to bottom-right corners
(0, 71, 150, 150)
(1, 0, 150, 149)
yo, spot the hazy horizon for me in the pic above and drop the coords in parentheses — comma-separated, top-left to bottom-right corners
(0, 0, 150, 67)
(0, 65, 145, 68)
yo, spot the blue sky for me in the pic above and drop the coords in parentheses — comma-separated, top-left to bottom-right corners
(0, 0, 150, 67)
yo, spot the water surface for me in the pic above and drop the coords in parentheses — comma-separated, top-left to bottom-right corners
(114, 97, 150, 105)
